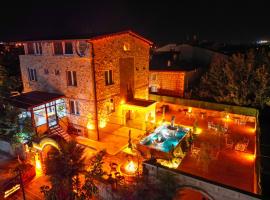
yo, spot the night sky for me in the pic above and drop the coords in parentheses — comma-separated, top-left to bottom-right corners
(0, 0, 269, 44)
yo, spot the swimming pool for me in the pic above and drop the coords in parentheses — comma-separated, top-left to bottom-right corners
(140, 124, 190, 152)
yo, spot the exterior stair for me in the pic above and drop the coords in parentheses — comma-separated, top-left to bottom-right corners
(49, 124, 71, 142)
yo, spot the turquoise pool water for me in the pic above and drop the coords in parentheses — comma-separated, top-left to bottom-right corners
(140, 125, 189, 152)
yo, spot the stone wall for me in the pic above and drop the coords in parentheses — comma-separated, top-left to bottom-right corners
(144, 162, 261, 200)
(20, 33, 151, 139)
(149, 71, 185, 97)
(92, 33, 151, 126)
(20, 41, 95, 135)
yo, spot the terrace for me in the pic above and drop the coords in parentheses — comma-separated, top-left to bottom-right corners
(150, 103, 257, 194)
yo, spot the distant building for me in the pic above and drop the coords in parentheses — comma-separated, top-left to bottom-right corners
(149, 44, 225, 97)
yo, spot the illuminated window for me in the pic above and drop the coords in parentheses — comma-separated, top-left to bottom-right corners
(64, 42, 73, 54)
(123, 42, 130, 51)
(33, 106, 46, 127)
(53, 42, 63, 55)
(105, 70, 113, 85)
(70, 100, 80, 115)
(67, 71, 77, 86)
(56, 99, 66, 118)
(27, 68, 37, 81)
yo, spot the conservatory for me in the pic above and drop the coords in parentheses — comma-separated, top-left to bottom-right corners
(9, 91, 67, 135)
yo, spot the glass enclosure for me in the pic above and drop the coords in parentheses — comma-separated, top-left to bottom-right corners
(32, 98, 66, 127)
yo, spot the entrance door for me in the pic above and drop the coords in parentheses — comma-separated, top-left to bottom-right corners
(47, 106, 57, 127)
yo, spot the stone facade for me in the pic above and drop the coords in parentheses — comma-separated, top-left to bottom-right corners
(149, 71, 185, 97)
(19, 31, 152, 140)
(91, 34, 151, 130)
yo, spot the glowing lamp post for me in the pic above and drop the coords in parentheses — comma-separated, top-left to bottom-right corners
(125, 160, 137, 174)
(35, 153, 42, 176)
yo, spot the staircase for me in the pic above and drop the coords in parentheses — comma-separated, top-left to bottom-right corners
(49, 124, 71, 142)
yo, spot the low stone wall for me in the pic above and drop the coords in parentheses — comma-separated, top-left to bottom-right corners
(144, 162, 261, 200)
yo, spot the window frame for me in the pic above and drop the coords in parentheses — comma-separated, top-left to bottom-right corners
(64, 42, 73, 55)
(27, 68, 37, 81)
(104, 70, 113, 86)
(67, 71, 77, 86)
(53, 42, 64, 55)
(34, 42, 42, 55)
(70, 100, 80, 115)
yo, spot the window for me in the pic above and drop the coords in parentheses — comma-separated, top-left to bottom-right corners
(64, 42, 73, 54)
(56, 98, 66, 118)
(105, 70, 113, 85)
(123, 42, 130, 51)
(27, 43, 35, 54)
(53, 42, 63, 55)
(33, 105, 46, 127)
(44, 68, 49, 75)
(27, 68, 37, 81)
(70, 100, 80, 115)
(55, 69, 60, 76)
(151, 74, 157, 81)
(67, 71, 77, 86)
(34, 42, 42, 55)
(106, 98, 115, 114)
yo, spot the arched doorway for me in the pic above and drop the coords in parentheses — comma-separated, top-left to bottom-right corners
(32, 137, 60, 174)
(174, 186, 214, 200)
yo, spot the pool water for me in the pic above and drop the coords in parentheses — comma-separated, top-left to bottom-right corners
(140, 125, 189, 152)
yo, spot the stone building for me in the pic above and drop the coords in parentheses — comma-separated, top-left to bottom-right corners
(10, 31, 155, 141)
(149, 44, 226, 97)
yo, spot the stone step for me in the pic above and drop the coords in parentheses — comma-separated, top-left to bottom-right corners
(49, 125, 71, 142)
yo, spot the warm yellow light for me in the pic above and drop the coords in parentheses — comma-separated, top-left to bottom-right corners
(188, 107, 192, 113)
(99, 119, 107, 128)
(243, 153, 255, 162)
(35, 153, 42, 176)
(121, 99, 125, 105)
(125, 161, 137, 173)
(226, 114, 230, 120)
(195, 128, 202, 135)
(4, 184, 20, 198)
(87, 121, 95, 130)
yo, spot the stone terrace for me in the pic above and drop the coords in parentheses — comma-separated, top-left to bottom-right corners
(155, 105, 257, 194)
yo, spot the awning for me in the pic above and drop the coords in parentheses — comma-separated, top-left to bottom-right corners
(8, 91, 65, 109)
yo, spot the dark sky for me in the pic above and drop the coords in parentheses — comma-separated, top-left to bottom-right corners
(0, 0, 269, 44)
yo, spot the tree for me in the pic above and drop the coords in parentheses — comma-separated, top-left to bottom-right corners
(41, 140, 86, 200)
(79, 150, 106, 199)
(130, 171, 180, 200)
(196, 50, 270, 108)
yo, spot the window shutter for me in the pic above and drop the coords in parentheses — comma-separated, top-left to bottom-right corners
(73, 71, 77, 86)
(75, 101, 79, 115)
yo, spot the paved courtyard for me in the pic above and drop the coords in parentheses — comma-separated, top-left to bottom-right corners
(156, 106, 257, 193)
